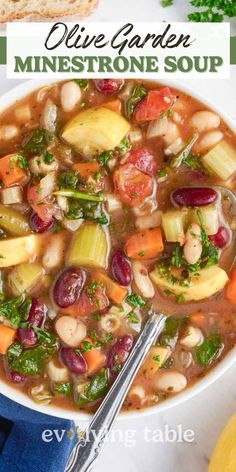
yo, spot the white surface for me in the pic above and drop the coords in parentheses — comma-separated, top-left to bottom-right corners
(0, 70, 236, 471)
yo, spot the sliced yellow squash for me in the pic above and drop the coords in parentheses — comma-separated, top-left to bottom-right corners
(150, 265, 228, 302)
(61, 107, 130, 158)
(142, 346, 170, 378)
(0, 235, 41, 268)
(67, 223, 108, 269)
(8, 262, 43, 295)
(209, 413, 236, 472)
(189, 205, 219, 236)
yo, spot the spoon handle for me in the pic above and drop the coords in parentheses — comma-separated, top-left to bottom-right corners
(65, 312, 166, 472)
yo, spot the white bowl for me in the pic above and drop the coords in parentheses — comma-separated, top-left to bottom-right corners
(0, 78, 236, 421)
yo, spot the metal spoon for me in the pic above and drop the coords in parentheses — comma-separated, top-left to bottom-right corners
(65, 311, 166, 472)
(65, 186, 236, 472)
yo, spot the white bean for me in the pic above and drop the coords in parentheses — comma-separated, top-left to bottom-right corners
(135, 210, 162, 231)
(197, 130, 223, 152)
(180, 326, 204, 348)
(164, 137, 184, 156)
(184, 223, 202, 265)
(55, 316, 87, 348)
(132, 261, 155, 299)
(0, 125, 19, 141)
(128, 385, 146, 401)
(46, 359, 70, 383)
(43, 233, 66, 270)
(57, 195, 68, 213)
(99, 314, 121, 333)
(184, 239, 202, 265)
(155, 371, 187, 393)
(190, 111, 220, 133)
(61, 81, 81, 113)
(147, 118, 179, 146)
(63, 218, 84, 232)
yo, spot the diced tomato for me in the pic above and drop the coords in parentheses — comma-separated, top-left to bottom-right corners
(127, 147, 158, 176)
(114, 163, 153, 207)
(76, 285, 109, 317)
(134, 87, 175, 123)
(27, 183, 54, 223)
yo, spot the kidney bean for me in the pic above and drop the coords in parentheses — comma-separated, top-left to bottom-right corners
(210, 226, 230, 248)
(53, 267, 86, 308)
(94, 79, 124, 94)
(28, 298, 46, 328)
(111, 250, 131, 286)
(6, 370, 27, 384)
(61, 348, 87, 374)
(108, 335, 134, 376)
(18, 327, 38, 347)
(30, 212, 54, 233)
(172, 187, 218, 207)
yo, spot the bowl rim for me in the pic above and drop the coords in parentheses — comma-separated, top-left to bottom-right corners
(0, 77, 236, 422)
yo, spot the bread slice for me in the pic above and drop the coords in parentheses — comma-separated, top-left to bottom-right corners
(0, 0, 99, 23)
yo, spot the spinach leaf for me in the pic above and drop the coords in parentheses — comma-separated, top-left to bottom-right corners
(195, 335, 223, 367)
(24, 128, 53, 154)
(159, 317, 188, 348)
(10, 342, 58, 376)
(7, 341, 23, 363)
(54, 383, 73, 396)
(126, 85, 147, 118)
(77, 369, 110, 407)
(0, 294, 26, 328)
(126, 293, 146, 308)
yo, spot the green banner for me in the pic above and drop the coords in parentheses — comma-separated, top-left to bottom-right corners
(0, 35, 236, 66)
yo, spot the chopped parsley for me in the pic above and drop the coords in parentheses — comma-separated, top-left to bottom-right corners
(126, 293, 146, 308)
(59, 170, 79, 189)
(74, 79, 89, 91)
(126, 84, 147, 118)
(126, 311, 139, 324)
(43, 150, 54, 164)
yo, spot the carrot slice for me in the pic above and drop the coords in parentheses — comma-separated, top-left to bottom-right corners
(0, 325, 17, 354)
(125, 228, 164, 260)
(92, 271, 128, 304)
(226, 268, 236, 304)
(0, 154, 26, 187)
(81, 337, 106, 375)
(103, 99, 122, 114)
(73, 162, 100, 179)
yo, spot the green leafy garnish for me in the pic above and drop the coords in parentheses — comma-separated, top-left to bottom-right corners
(76, 369, 110, 407)
(161, 0, 236, 22)
(159, 317, 188, 348)
(195, 334, 223, 367)
(54, 383, 73, 396)
(7, 341, 23, 363)
(126, 293, 146, 308)
(126, 84, 147, 118)
(59, 170, 79, 189)
(161, 0, 173, 6)
(182, 154, 209, 175)
(126, 311, 139, 324)
(74, 79, 89, 91)
(10, 341, 58, 376)
(55, 189, 103, 203)
(24, 128, 53, 154)
(0, 294, 26, 328)
(97, 150, 113, 167)
(43, 150, 54, 164)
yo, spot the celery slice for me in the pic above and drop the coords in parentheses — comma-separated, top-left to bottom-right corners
(202, 141, 236, 180)
(162, 210, 188, 242)
(68, 223, 108, 269)
(8, 263, 43, 295)
(189, 205, 219, 235)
